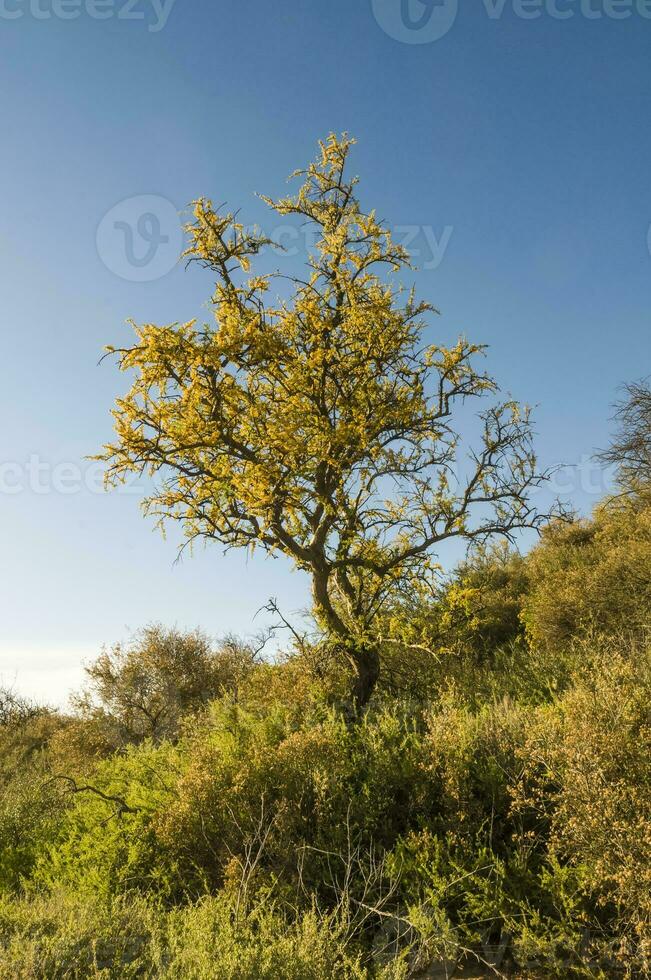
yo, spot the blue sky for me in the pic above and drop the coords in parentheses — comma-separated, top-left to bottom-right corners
(1, 0, 650, 704)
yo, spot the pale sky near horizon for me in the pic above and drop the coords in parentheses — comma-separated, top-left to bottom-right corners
(1, 0, 648, 706)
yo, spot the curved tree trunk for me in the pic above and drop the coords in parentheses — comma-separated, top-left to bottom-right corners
(351, 644, 380, 711)
(311, 567, 381, 711)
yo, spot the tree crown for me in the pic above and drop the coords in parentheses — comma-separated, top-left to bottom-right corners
(100, 134, 549, 649)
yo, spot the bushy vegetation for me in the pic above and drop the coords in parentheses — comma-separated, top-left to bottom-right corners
(0, 479, 650, 977)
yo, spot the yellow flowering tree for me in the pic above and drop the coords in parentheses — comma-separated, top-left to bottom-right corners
(100, 134, 550, 708)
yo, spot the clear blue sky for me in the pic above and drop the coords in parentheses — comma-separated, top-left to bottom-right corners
(1, 0, 650, 704)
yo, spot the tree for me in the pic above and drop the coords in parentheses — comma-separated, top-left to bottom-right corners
(99, 134, 552, 709)
(0, 688, 41, 727)
(74, 626, 257, 745)
(599, 378, 651, 490)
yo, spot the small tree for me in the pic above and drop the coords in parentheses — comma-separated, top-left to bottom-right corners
(100, 134, 551, 709)
(599, 378, 651, 490)
(74, 626, 256, 745)
(0, 688, 41, 727)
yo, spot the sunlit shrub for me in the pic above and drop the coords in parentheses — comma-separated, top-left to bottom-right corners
(522, 494, 651, 652)
(515, 638, 651, 973)
(0, 709, 69, 894)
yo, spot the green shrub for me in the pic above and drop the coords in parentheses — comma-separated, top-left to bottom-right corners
(522, 494, 651, 652)
(515, 638, 651, 973)
(0, 890, 372, 979)
(34, 741, 182, 902)
(0, 891, 161, 979)
(0, 709, 69, 894)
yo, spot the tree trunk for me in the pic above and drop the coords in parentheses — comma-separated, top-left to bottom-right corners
(310, 568, 380, 711)
(351, 644, 380, 712)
